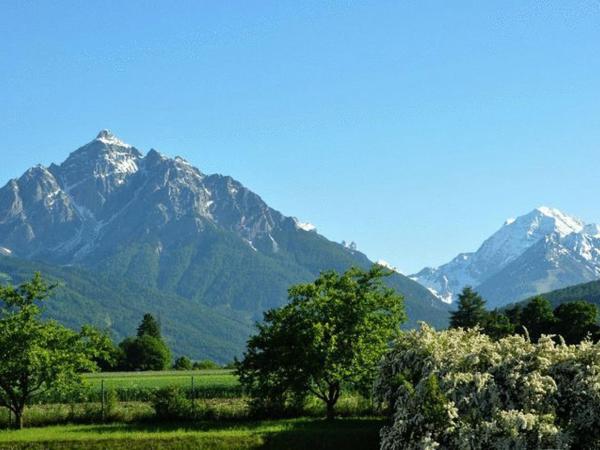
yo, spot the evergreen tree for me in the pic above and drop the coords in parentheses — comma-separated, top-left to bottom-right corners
(137, 313, 161, 339)
(449, 287, 487, 329)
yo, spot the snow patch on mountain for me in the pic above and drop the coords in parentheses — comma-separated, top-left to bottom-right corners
(376, 259, 401, 274)
(294, 218, 317, 232)
(95, 129, 132, 148)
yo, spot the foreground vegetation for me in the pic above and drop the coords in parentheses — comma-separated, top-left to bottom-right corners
(0, 418, 384, 450)
(5, 269, 600, 449)
(237, 265, 404, 419)
(377, 324, 600, 449)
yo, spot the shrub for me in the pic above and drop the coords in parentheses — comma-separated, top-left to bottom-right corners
(151, 386, 191, 420)
(376, 324, 600, 449)
(192, 359, 220, 370)
(173, 356, 193, 370)
(104, 388, 119, 420)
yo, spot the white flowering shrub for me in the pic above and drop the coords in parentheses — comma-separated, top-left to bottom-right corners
(376, 325, 600, 449)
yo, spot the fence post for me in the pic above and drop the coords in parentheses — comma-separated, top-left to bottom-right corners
(101, 379, 105, 422)
(191, 376, 195, 418)
(7, 407, 10, 428)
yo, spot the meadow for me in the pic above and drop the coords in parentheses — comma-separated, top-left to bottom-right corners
(82, 370, 241, 400)
(83, 370, 237, 389)
(0, 418, 384, 450)
(0, 369, 380, 449)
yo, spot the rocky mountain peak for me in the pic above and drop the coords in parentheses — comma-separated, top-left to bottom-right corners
(412, 207, 600, 306)
(57, 132, 142, 192)
(95, 129, 132, 148)
(529, 206, 584, 236)
(0, 129, 449, 359)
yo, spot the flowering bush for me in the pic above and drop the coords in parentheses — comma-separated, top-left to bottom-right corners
(376, 325, 600, 449)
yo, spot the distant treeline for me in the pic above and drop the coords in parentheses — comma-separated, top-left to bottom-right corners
(450, 286, 599, 343)
(94, 313, 224, 372)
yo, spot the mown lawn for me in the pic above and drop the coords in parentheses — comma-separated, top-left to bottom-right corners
(0, 418, 384, 450)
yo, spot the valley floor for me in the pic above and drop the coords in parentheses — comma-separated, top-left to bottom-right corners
(0, 418, 383, 450)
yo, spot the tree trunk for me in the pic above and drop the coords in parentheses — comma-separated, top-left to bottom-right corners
(13, 409, 23, 430)
(326, 400, 335, 421)
(325, 382, 340, 421)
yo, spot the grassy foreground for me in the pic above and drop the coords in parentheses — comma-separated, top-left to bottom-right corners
(0, 418, 383, 450)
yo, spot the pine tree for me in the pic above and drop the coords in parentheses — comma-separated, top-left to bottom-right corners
(450, 287, 487, 329)
(137, 313, 161, 339)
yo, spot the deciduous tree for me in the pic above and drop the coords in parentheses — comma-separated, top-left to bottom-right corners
(237, 265, 406, 419)
(0, 274, 102, 428)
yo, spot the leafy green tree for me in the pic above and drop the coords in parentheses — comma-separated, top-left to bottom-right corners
(519, 296, 555, 342)
(193, 359, 220, 370)
(504, 303, 523, 327)
(120, 314, 171, 371)
(0, 274, 104, 428)
(80, 325, 121, 371)
(137, 313, 161, 339)
(449, 287, 488, 329)
(483, 310, 515, 340)
(553, 301, 599, 344)
(173, 356, 193, 370)
(119, 335, 171, 371)
(237, 265, 406, 420)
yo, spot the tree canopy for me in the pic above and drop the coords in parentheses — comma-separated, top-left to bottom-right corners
(553, 300, 599, 344)
(449, 287, 600, 345)
(120, 313, 171, 371)
(173, 356, 193, 370)
(236, 265, 406, 419)
(0, 273, 105, 428)
(137, 313, 162, 339)
(518, 296, 556, 341)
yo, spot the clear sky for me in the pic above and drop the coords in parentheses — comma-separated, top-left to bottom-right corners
(1, 1, 599, 273)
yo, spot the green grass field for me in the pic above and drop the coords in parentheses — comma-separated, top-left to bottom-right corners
(0, 418, 384, 450)
(83, 370, 238, 391)
(0, 370, 382, 448)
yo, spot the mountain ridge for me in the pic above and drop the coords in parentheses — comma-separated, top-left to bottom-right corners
(411, 207, 600, 307)
(0, 130, 450, 359)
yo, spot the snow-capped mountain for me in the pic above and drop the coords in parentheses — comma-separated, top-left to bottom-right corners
(0, 130, 288, 262)
(411, 207, 600, 306)
(0, 130, 450, 359)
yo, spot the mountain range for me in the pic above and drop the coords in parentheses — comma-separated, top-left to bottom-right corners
(0, 130, 450, 361)
(411, 207, 600, 308)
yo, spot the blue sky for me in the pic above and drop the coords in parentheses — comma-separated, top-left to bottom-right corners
(1, 1, 599, 273)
